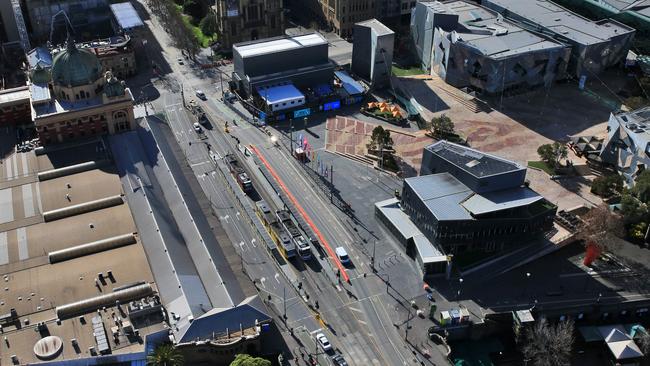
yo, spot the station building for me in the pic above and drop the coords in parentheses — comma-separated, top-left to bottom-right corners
(376, 141, 556, 276)
(483, 0, 636, 79)
(231, 33, 366, 123)
(29, 37, 136, 145)
(411, 1, 571, 94)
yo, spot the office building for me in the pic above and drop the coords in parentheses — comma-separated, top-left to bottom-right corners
(552, 0, 650, 34)
(376, 141, 556, 276)
(600, 106, 650, 187)
(483, 0, 636, 78)
(232, 33, 366, 122)
(232, 33, 334, 98)
(411, 1, 571, 94)
(352, 19, 395, 88)
(22, 0, 111, 43)
(214, 0, 284, 49)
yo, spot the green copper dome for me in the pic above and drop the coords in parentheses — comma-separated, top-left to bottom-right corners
(51, 38, 102, 87)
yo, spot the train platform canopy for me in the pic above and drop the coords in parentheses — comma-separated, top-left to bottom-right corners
(110, 2, 145, 31)
(335, 71, 365, 95)
(257, 83, 305, 105)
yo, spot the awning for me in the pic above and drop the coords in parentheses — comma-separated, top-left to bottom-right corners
(335, 71, 365, 95)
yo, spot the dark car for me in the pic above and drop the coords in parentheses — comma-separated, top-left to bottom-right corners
(331, 355, 348, 366)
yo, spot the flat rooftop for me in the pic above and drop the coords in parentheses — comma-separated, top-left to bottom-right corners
(356, 18, 395, 36)
(257, 83, 305, 105)
(234, 33, 327, 58)
(0, 86, 30, 107)
(426, 140, 525, 178)
(0, 141, 162, 365)
(484, 0, 635, 45)
(32, 88, 133, 118)
(405, 173, 474, 221)
(443, 1, 567, 58)
(610, 106, 650, 152)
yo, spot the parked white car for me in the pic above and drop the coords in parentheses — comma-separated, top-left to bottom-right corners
(316, 333, 332, 351)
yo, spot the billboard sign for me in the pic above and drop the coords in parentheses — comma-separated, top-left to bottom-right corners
(293, 108, 311, 118)
(226, 0, 239, 17)
(323, 100, 341, 111)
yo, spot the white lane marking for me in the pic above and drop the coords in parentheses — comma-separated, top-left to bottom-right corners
(17, 227, 28, 260)
(251, 238, 257, 247)
(260, 277, 266, 288)
(349, 307, 363, 314)
(274, 272, 280, 283)
(5, 156, 12, 180)
(239, 241, 246, 252)
(20, 153, 28, 177)
(0, 188, 14, 224)
(0, 231, 7, 265)
(22, 184, 35, 218)
(34, 182, 43, 214)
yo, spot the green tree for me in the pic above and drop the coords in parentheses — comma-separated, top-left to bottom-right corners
(199, 12, 219, 37)
(590, 174, 623, 197)
(628, 222, 648, 241)
(521, 319, 574, 366)
(230, 354, 271, 366)
(429, 114, 455, 137)
(621, 193, 648, 224)
(183, 0, 206, 21)
(368, 125, 393, 151)
(147, 344, 184, 366)
(632, 170, 650, 203)
(537, 142, 568, 168)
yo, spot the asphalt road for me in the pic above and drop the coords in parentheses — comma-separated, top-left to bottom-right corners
(131, 2, 451, 364)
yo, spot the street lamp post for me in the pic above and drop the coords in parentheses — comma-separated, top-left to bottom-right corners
(289, 119, 294, 154)
(371, 240, 376, 272)
(525, 272, 531, 300)
(457, 278, 464, 301)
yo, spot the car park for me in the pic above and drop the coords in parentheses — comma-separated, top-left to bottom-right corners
(315, 333, 332, 351)
(335, 246, 350, 265)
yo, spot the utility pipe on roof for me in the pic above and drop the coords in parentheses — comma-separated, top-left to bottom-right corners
(48, 233, 136, 263)
(42, 195, 123, 222)
(56, 283, 154, 319)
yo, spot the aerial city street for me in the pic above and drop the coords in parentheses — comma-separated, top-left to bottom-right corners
(1, 0, 650, 365)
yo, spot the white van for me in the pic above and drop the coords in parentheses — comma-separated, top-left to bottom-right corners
(335, 246, 350, 264)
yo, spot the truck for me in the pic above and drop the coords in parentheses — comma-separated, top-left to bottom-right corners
(276, 210, 311, 260)
(225, 154, 252, 193)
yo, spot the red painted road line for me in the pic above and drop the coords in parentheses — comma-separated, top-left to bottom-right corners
(249, 144, 350, 283)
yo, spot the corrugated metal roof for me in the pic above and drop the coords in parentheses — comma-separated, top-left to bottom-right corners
(405, 173, 474, 221)
(334, 70, 365, 95)
(375, 198, 446, 261)
(257, 83, 304, 104)
(484, 0, 634, 45)
(426, 141, 524, 178)
(235, 33, 327, 58)
(406, 172, 470, 201)
(424, 191, 474, 221)
(110, 2, 144, 30)
(461, 187, 543, 215)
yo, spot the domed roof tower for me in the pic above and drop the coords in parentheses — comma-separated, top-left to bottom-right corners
(51, 36, 103, 87)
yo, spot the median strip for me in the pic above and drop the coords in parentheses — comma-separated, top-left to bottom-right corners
(248, 144, 350, 283)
